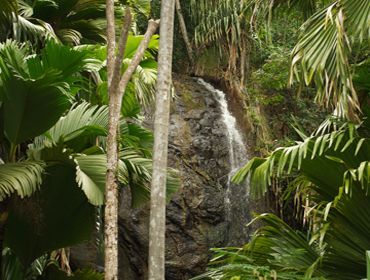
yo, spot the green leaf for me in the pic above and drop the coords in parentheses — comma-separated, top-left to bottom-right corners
(2, 75, 71, 144)
(5, 164, 95, 265)
(0, 41, 75, 144)
(0, 161, 44, 201)
(48, 102, 108, 144)
(74, 154, 106, 206)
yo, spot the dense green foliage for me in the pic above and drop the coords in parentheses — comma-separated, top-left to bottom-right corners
(0, 0, 369, 278)
(0, 0, 178, 278)
(191, 0, 370, 279)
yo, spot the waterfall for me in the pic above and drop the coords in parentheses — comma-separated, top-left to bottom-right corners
(196, 78, 250, 245)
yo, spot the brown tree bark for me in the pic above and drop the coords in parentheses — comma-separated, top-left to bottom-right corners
(175, 0, 194, 65)
(147, 0, 176, 279)
(104, 3, 159, 279)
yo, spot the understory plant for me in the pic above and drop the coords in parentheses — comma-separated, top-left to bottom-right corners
(0, 31, 178, 278)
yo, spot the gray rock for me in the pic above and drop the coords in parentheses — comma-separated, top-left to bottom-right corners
(118, 76, 250, 280)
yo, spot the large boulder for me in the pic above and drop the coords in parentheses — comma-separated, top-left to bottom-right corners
(118, 75, 250, 279)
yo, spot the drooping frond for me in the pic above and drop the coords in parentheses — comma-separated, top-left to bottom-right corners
(290, 0, 370, 120)
(1, 0, 107, 44)
(0, 161, 44, 201)
(233, 122, 370, 199)
(194, 213, 324, 280)
(190, 0, 254, 83)
(191, 0, 247, 46)
(74, 154, 107, 206)
(343, 161, 370, 195)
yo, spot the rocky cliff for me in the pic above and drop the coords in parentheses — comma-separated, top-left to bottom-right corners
(118, 75, 251, 279)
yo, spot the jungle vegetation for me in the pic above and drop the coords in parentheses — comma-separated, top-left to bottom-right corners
(189, 0, 370, 279)
(0, 0, 369, 279)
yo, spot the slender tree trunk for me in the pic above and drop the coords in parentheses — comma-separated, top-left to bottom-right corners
(148, 1, 176, 279)
(175, 0, 193, 65)
(104, 2, 159, 279)
(106, 0, 116, 84)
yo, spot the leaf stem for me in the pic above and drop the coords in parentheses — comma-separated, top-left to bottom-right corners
(9, 143, 17, 163)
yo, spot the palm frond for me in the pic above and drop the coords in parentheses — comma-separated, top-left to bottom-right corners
(231, 117, 370, 279)
(121, 122, 153, 153)
(246, 214, 321, 273)
(290, 0, 370, 120)
(0, 0, 18, 15)
(233, 123, 370, 199)
(13, 14, 55, 42)
(194, 213, 324, 280)
(119, 148, 179, 207)
(47, 102, 109, 144)
(2, 0, 107, 44)
(123, 34, 159, 59)
(0, 41, 102, 144)
(343, 161, 370, 195)
(0, 161, 44, 201)
(318, 187, 370, 279)
(74, 154, 107, 206)
(73, 147, 178, 207)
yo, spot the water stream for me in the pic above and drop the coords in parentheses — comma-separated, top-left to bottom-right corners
(196, 78, 250, 245)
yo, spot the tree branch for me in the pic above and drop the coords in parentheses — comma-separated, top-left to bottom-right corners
(118, 19, 160, 95)
(106, 0, 116, 84)
(110, 7, 132, 93)
(175, 0, 194, 65)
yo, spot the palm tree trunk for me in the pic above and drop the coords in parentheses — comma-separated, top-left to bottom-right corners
(104, 3, 159, 279)
(175, 0, 193, 65)
(147, 0, 176, 279)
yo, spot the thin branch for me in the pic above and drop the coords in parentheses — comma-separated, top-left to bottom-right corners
(110, 7, 132, 93)
(175, 0, 194, 65)
(106, 0, 116, 84)
(118, 19, 160, 95)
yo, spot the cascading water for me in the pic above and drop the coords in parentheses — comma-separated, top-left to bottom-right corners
(196, 78, 250, 245)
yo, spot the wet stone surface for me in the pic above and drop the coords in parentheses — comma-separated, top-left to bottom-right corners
(118, 75, 250, 280)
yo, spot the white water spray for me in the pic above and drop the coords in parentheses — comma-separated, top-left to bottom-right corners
(196, 78, 250, 244)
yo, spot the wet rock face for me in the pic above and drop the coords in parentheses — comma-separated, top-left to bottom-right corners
(118, 76, 242, 279)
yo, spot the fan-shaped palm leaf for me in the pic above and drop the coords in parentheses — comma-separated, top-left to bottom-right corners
(74, 148, 178, 207)
(4, 164, 95, 265)
(3, 0, 107, 45)
(0, 161, 44, 201)
(0, 40, 99, 144)
(47, 102, 109, 144)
